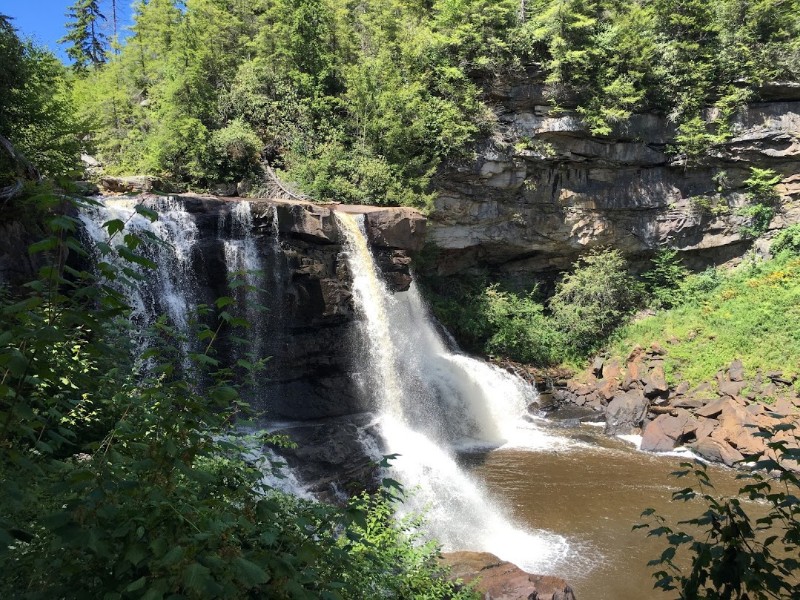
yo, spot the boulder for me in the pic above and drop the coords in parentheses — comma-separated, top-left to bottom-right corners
(641, 409, 698, 452)
(591, 356, 604, 378)
(694, 417, 718, 441)
(209, 182, 238, 196)
(643, 364, 669, 398)
(274, 414, 382, 500)
(601, 358, 622, 382)
(641, 415, 678, 452)
(690, 437, 745, 467)
(695, 397, 729, 418)
(718, 379, 747, 397)
(605, 390, 649, 435)
(100, 175, 169, 193)
(367, 209, 426, 250)
(440, 552, 576, 600)
(72, 180, 100, 195)
(728, 359, 745, 382)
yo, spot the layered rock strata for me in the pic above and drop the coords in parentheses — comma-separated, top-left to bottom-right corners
(429, 75, 800, 278)
(100, 193, 426, 422)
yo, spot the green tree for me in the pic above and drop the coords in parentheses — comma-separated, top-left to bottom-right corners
(549, 248, 642, 356)
(643, 248, 690, 309)
(1, 18, 80, 180)
(60, 0, 108, 71)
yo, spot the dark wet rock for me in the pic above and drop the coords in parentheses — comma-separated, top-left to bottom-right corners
(605, 390, 649, 435)
(273, 413, 382, 501)
(591, 356, 604, 378)
(440, 551, 577, 600)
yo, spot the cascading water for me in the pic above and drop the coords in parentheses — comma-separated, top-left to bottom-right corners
(79, 196, 200, 355)
(335, 211, 572, 573)
(221, 201, 265, 362)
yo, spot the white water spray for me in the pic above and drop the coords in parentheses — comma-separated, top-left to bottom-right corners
(79, 196, 199, 354)
(222, 201, 266, 361)
(335, 211, 571, 573)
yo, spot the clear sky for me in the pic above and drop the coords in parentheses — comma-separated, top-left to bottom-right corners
(0, 0, 134, 61)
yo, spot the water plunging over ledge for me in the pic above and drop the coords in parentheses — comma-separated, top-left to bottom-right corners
(335, 211, 574, 572)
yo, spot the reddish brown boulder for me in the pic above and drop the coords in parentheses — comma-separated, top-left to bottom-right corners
(641, 409, 698, 452)
(696, 398, 729, 418)
(643, 364, 669, 398)
(641, 415, 678, 452)
(694, 417, 718, 441)
(718, 380, 747, 397)
(602, 358, 622, 381)
(597, 378, 618, 401)
(691, 437, 745, 467)
(441, 551, 577, 600)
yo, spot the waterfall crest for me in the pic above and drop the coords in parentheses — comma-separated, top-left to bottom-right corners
(334, 211, 570, 573)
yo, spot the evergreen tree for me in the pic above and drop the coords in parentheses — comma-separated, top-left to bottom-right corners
(60, 0, 108, 71)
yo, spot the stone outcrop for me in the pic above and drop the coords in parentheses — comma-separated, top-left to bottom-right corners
(428, 73, 800, 278)
(441, 551, 577, 600)
(272, 413, 384, 502)
(100, 175, 172, 194)
(554, 349, 800, 471)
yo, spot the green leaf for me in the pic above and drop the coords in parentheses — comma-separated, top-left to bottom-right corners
(103, 219, 126, 237)
(182, 562, 221, 595)
(126, 577, 147, 592)
(28, 238, 58, 255)
(135, 205, 159, 222)
(157, 546, 185, 567)
(210, 386, 238, 404)
(232, 557, 270, 587)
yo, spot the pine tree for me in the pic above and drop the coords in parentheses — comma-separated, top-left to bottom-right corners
(59, 0, 108, 71)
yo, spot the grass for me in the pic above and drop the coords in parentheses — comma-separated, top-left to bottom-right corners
(609, 254, 800, 388)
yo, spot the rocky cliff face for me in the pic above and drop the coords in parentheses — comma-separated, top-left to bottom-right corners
(108, 194, 426, 422)
(429, 74, 800, 277)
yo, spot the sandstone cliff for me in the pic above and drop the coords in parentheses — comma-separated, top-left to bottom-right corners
(429, 73, 800, 277)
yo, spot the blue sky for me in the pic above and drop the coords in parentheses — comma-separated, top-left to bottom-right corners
(0, 0, 134, 61)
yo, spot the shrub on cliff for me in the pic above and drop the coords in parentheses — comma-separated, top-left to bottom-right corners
(771, 224, 800, 257)
(550, 249, 643, 357)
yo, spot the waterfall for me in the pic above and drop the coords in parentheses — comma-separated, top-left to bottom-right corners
(335, 211, 570, 573)
(79, 196, 199, 355)
(221, 201, 265, 362)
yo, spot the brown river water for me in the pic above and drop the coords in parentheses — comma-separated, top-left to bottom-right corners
(459, 420, 748, 600)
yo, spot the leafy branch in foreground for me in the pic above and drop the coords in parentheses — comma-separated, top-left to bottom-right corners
(637, 425, 800, 599)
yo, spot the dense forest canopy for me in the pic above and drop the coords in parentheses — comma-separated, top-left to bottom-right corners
(20, 0, 793, 209)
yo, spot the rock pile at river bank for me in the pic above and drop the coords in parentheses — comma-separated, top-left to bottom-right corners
(551, 346, 800, 469)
